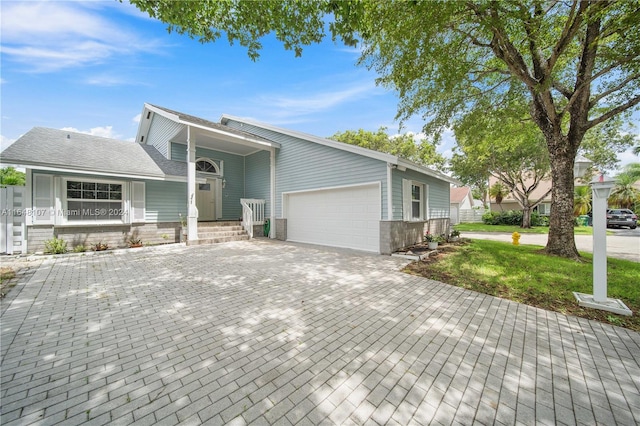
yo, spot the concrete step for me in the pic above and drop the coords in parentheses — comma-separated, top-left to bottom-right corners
(197, 221, 242, 228)
(187, 234, 250, 246)
(197, 230, 248, 239)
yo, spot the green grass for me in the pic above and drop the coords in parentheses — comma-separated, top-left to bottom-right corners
(404, 240, 640, 331)
(454, 223, 595, 235)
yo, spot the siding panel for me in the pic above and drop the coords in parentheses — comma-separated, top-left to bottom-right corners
(145, 180, 187, 222)
(394, 168, 450, 220)
(245, 150, 271, 218)
(147, 115, 183, 158)
(224, 121, 388, 219)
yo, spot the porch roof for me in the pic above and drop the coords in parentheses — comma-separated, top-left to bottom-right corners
(0, 127, 188, 181)
(138, 104, 280, 156)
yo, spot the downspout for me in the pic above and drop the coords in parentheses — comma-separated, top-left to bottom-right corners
(270, 147, 276, 238)
(187, 126, 199, 241)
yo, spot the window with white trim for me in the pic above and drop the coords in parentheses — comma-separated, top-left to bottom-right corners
(65, 179, 125, 222)
(196, 158, 220, 175)
(534, 203, 551, 216)
(403, 179, 427, 221)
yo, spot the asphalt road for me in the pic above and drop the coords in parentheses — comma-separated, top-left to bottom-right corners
(462, 227, 640, 262)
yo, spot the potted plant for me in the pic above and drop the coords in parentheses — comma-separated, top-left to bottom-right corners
(128, 237, 143, 248)
(93, 241, 109, 251)
(424, 232, 439, 249)
(449, 229, 461, 242)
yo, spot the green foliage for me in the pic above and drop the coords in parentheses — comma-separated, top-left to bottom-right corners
(44, 237, 67, 254)
(73, 245, 87, 253)
(574, 186, 592, 216)
(488, 182, 509, 207)
(609, 166, 640, 209)
(329, 127, 446, 169)
(404, 239, 640, 331)
(0, 167, 25, 187)
(482, 210, 548, 227)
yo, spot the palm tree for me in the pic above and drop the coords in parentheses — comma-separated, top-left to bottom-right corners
(609, 170, 640, 209)
(489, 182, 509, 211)
(574, 186, 591, 216)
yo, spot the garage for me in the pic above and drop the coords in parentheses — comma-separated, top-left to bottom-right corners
(284, 183, 381, 252)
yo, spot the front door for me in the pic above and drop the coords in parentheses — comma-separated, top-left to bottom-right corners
(196, 178, 217, 221)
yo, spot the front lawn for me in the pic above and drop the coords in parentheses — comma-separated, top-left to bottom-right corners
(454, 223, 595, 235)
(403, 240, 640, 331)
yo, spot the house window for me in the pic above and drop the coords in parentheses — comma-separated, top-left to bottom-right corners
(412, 184, 422, 220)
(65, 180, 124, 222)
(535, 203, 551, 216)
(196, 158, 219, 175)
(403, 179, 427, 221)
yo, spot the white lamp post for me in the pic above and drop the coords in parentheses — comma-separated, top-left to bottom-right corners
(573, 173, 632, 316)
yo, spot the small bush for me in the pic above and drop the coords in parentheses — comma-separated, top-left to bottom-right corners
(73, 245, 87, 253)
(482, 211, 501, 225)
(530, 212, 549, 227)
(44, 237, 67, 254)
(93, 242, 109, 251)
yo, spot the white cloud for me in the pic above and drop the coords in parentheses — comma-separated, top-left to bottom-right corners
(252, 82, 384, 125)
(0, 2, 164, 73)
(132, 113, 142, 124)
(61, 126, 120, 139)
(1, 135, 16, 152)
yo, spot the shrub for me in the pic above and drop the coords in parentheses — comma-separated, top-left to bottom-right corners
(44, 237, 67, 254)
(73, 245, 87, 253)
(482, 210, 549, 226)
(482, 211, 501, 225)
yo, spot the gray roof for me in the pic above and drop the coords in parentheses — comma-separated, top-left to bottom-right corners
(0, 127, 186, 179)
(147, 104, 274, 144)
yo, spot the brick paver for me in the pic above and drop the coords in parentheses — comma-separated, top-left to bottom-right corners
(1, 240, 639, 425)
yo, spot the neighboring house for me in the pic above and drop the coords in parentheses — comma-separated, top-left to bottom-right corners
(450, 186, 474, 225)
(488, 176, 552, 215)
(0, 103, 458, 254)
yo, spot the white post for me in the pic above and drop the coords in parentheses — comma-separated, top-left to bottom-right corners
(270, 147, 276, 239)
(590, 175, 615, 303)
(387, 163, 394, 220)
(187, 126, 199, 241)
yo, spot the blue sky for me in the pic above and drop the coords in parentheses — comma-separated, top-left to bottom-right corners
(1, 1, 637, 170)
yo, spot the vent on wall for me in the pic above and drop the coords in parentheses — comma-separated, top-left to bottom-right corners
(140, 136, 145, 142)
(146, 111, 151, 119)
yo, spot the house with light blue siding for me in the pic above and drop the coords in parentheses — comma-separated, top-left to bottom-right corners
(0, 103, 457, 254)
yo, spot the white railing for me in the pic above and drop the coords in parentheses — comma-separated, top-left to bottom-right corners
(240, 198, 265, 238)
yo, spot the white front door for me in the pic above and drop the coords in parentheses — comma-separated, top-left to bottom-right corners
(196, 179, 217, 221)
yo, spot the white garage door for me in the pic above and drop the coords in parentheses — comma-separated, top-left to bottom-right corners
(284, 183, 381, 252)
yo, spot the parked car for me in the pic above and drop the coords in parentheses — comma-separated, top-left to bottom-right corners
(606, 209, 638, 229)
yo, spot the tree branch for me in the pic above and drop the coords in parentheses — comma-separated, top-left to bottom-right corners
(546, 0, 585, 73)
(586, 95, 640, 129)
(589, 73, 640, 109)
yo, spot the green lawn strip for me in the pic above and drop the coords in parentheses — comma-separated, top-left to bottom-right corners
(403, 240, 640, 331)
(454, 223, 594, 235)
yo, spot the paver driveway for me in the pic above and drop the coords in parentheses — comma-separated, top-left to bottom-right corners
(1, 240, 639, 425)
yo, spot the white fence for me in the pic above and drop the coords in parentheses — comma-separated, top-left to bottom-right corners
(459, 208, 485, 223)
(1, 186, 26, 254)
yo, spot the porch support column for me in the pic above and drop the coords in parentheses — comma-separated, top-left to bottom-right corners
(187, 126, 199, 241)
(270, 147, 276, 238)
(387, 163, 394, 220)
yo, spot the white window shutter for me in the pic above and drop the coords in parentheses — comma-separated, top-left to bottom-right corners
(402, 179, 412, 221)
(423, 184, 429, 220)
(33, 174, 53, 224)
(131, 182, 145, 223)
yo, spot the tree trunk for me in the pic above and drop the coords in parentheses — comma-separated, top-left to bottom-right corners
(521, 206, 532, 229)
(545, 143, 580, 259)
